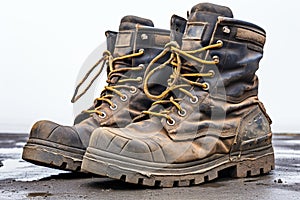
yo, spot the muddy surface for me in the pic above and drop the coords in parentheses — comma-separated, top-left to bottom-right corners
(0, 133, 299, 200)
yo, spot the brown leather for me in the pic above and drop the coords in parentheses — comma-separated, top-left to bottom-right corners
(84, 3, 274, 184)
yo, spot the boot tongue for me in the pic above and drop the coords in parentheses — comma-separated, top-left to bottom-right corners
(105, 31, 117, 56)
(113, 15, 154, 58)
(170, 15, 187, 46)
(190, 3, 233, 17)
(178, 3, 233, 96)
(182, 3, 233, 50)
(109, 16, 154, 84)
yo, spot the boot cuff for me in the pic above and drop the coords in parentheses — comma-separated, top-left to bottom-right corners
(119, 15, 154, 31)
(191, 3, 233, 18)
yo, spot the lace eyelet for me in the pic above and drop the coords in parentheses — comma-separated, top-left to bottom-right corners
(178, 109, 187, 117)
(120, 94, 128, 102)
(130, 86, 138, 94)
(109, 104, 118, 111)
(217, 40, 223, 46)
(202, 82, 210, 91)
(222, 26, 231, 34)
(166, 118, 176, 126)
(190, 96, 199, 104)
(137, 77, 143, 83)
(212, 55, 220, 63)
(208, 70, 215, 77)
(99, 112, 106, 119)
(138, 64, 145, 70)
(141, 34, 148, 40)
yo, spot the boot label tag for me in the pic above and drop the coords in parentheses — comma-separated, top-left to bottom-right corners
(115, 32, 132, 47)
(183, 22, 207, 40)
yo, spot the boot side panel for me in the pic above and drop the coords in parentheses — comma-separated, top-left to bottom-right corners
(231, 104, 272, 155)
(207, 17, 266, 103)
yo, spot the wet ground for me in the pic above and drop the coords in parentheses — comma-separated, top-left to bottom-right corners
(0, 133, 299, 200)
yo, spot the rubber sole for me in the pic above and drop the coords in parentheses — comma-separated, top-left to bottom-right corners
(22, 138, 85, 172)
(81, 146, 275, 187)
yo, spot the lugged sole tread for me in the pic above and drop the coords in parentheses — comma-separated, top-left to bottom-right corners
(82, 150, 275, 188)
(22, 144, 83, 172)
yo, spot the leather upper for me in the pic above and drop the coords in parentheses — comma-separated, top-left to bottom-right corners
(90, 3, 272, 164)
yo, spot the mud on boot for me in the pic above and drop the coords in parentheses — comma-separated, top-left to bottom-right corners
(81, 3, 274, 187)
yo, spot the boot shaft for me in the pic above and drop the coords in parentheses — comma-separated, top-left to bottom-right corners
(74, 15, 173, 126)
(140, 3, 272, 149)
(166, 4, 272, 150)
(94, 15, 190, 127)
(105, 30, 118, 54)
(80, 3, 275, 186)
(205, 17, 265, 103)
(182, 3, 233, 49)
(114, 25, 170, 71)
(181, 3, 266, 103)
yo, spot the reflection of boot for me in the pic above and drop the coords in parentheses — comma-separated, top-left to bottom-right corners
(22, 15, 178, 171)
(82, 3, 274, 187)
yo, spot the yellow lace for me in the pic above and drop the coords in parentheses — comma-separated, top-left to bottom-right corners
(142, 41, 223, 122)
(71, 49, 144, 116)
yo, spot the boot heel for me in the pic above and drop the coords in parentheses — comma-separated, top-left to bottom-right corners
(230, 153, 275, 178)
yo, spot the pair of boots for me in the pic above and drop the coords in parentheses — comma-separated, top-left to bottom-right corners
(22, 3, 274, 187)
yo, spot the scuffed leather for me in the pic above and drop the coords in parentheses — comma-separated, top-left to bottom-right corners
(92, 3, 272, 165)
(28, 15, 184, 150)
(170, 15, 187, 46)
(91, 97, 265, 163)
(208, 17, 266, 103)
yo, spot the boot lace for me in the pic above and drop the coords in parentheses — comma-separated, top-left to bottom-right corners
(141, 40, 223, 124)
(71, 49, 144, 117)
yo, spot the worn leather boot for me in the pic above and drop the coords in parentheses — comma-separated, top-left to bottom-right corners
(22, 15, 173, 171)
(81, 3, 274, 187)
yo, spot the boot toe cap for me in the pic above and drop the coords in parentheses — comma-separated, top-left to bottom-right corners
(30, 120, 60, 139)
(89, 127, 166, 162)
(29, 120, 85, 149)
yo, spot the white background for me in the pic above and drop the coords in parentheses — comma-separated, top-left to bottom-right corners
(0, 0, 299, 133)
